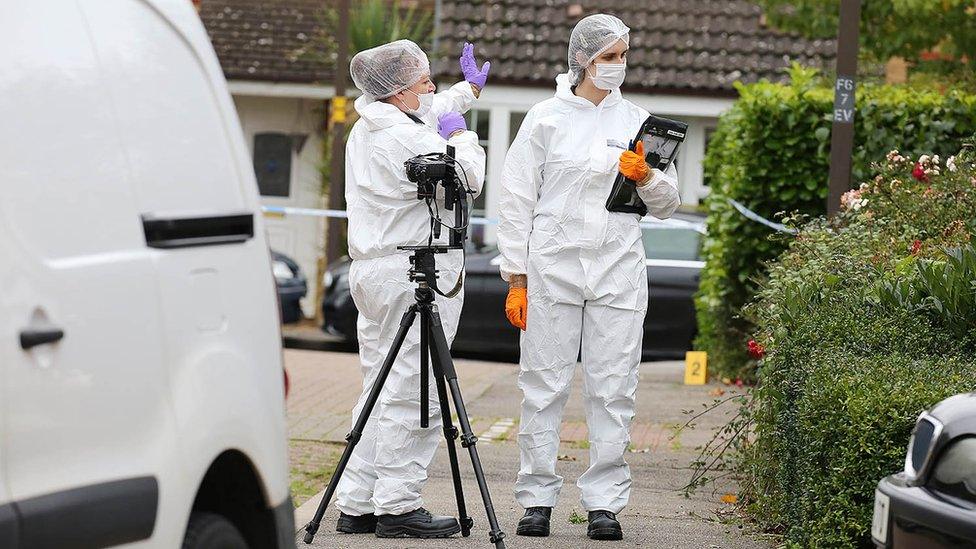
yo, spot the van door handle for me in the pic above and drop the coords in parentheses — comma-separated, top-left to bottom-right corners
(142, 212, 254, 249)
(20, 327, 65, 350)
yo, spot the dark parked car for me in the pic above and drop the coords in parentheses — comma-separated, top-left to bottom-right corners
(322, 216, 704, 361)
(873, 392, 976, 548)
(272, 250, 307, 324)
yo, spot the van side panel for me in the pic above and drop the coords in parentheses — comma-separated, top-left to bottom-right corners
(0, 3, 177, 547)
(80, 0, 290, 519)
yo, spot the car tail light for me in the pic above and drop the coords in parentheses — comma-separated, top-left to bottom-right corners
(904, 411, 943, 484)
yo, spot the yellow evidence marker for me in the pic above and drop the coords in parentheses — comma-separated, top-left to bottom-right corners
(684, 351, 707, 385)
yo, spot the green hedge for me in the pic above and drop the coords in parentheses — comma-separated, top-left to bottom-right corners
(738, 143, 976, 547)
(695, 65, 976, 380)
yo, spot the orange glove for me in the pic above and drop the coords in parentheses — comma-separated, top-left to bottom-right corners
(619, 140, 650, 182)
(505, 287, 527, 330)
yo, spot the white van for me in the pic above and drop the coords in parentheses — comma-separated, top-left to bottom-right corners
(0, 1, 294, 548)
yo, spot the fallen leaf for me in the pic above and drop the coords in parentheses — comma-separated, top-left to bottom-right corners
(709, 387, 726, 397)
(721, 493, 738, 504)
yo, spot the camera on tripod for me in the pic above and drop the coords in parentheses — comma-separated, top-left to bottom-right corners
(406, 153, 453, 200)
(403, 146, 470, 250)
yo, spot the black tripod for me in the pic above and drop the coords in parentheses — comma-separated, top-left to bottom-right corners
(302, 246, 506, 549)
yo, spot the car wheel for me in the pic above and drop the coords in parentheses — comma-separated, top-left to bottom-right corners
(182, 512, 248, 549)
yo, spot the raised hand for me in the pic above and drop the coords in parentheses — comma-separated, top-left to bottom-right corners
(459, 42, 491, 90)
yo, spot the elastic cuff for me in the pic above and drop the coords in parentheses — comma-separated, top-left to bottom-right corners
(335, 498, 376, 516)
(501, 269, 527, 283)
(582, 502, 626, 514)
(516, 497, 559, 510)
(447, 130, 476, 144)
(452, 80, 475, 99)
(636, 168, 661, 188)
(374, 499, 423, 517)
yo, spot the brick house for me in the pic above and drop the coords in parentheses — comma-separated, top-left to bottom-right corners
(430, 0, 835, 227)
(198, 0, 834, 317)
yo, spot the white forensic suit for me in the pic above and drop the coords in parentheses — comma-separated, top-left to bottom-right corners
(335, 82, 485, 516)
(498, 73, 680, 514)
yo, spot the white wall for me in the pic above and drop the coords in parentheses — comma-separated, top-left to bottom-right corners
(232, 94, 326, 318)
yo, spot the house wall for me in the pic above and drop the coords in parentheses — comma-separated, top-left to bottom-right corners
(231, 93, 326, 318)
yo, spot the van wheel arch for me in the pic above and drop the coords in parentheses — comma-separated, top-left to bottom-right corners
(188, 450, 278, 548)
(182, 512, 248, 549)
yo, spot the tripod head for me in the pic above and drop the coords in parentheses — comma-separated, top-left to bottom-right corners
(399, 144, 469, 300)
(405, 145, 471, 250)
(397, 244, 461, 300)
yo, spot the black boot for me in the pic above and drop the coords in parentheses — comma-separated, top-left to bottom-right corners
(516, 507, 551, 537)
(587, 510, 623, 540)
(375, 508, 461, 538)
(336, 512, 377, 534)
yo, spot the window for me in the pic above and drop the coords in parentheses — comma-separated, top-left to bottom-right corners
(702, 126, 718, 189)
(463, 110, 490, 214)
(253, 132, 293, 197)
(642, 227, 701, 261)
(509, 111, 527, 146)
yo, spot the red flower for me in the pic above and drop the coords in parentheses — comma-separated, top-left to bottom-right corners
(912, 162, 929, 182)
(747, 339, 766, 360)
(910, 239, 922, 255)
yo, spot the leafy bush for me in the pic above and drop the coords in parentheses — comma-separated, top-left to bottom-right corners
(695, 66, 976, 380)
(875, 243, 976, 337)
(736, 144, 976, 547)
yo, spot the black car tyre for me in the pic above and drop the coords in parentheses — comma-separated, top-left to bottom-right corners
(182, 512, 249, 549)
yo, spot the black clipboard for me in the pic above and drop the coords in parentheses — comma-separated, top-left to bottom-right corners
(605, 114, 688, 216)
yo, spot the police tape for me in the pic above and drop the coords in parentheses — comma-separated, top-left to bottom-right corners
(726, 198, 798, 235)
(261, 205, 493, 225)
(261, 205, 707, 233)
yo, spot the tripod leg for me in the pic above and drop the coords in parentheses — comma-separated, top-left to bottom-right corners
(424, 310, 473, 537)
(420, 306, 429, 429)
(302, 305, 419, 544)
(426, 308, 507, 549)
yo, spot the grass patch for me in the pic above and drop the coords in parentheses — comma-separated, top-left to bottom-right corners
(289, 439, 340, 507)
(568, 509, 588, 524)
(665, 422, 684, 450)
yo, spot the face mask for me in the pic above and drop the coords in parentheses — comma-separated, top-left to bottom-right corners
(400, 89, 434, 117)
(588, 62, 626, 90)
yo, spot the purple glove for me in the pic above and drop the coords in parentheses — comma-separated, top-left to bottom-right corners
(438, 112, 467, 140)
(459, 42, 490, 89)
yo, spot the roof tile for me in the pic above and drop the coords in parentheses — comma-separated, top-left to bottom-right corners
(433, 0, 836, 95)
(198, 0, 836, 95)
(200, 0, 334, 84)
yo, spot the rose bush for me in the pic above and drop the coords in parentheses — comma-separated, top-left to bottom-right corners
(733, 141, 976, 547)
(695, 67, 976, 381)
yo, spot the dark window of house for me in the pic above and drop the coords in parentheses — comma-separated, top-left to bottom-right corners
(253, 132, 292, 197)
(509, 111, 527, 146)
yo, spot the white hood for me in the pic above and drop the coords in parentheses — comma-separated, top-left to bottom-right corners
(354, 94, 414, 132)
